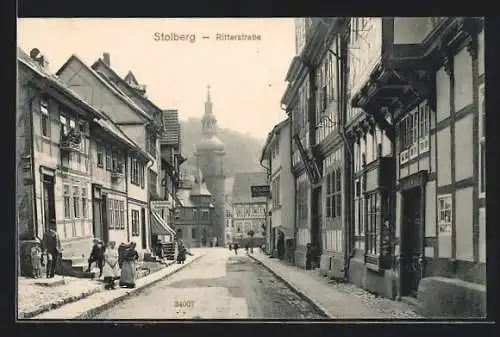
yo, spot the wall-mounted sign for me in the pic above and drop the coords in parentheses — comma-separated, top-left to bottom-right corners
(251, 185, 270, 198)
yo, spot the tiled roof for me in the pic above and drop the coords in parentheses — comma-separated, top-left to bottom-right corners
(176, 188, 195, 207)
(92, 59, 161, 116)
(232, 171, 268, 204)
(56, 55, 152, 122)
(18, 48, 152, 162)
(161, 110, 181, 146)
(190, 169, 212, 197)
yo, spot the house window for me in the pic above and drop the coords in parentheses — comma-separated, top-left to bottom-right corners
(131, 210, 140, 236)
(73, 186, 80, 219)
(114, 200, 120, 229)
(366, 192, 379, 255)
(438, 194, 452, 235)
(354, 178, 365, 236)
(193, 209, 198, 220)
(59, 114, 69, 140)
(40, 96, 50, 138)
(120, 201, 125, 229)
(479, 83, 486, 196)
(63, 184, 71, 218)
(272, 175, 281, 208)
(81, 188, 87, 218)
(112, 150, 118, 172)
(105, 146, 112, 171)
(202, 210, 209, 221)
(192, 228, 197, 239)
(108, 199, 114, 230)
(96, 142, 104, 168)
(131, 157, 141, 185)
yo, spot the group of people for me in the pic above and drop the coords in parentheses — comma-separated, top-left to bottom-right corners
(87, 239, 139, 290)
(30, 226, 62, 279)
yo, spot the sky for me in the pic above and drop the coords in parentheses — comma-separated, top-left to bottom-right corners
(17, 18, 296, 141)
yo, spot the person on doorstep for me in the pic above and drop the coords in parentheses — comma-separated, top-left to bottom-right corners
(30, 238, 43, 279)
(42, 222, 62, 278)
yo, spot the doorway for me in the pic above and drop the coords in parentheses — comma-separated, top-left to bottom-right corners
(311, 187, 322, 263)
(92, 185, 103, 241)
(141, 208, 147, 249)
(101, 194, 109, 244)
(401, 187, 423, 297)
(42, 175, 56, 235)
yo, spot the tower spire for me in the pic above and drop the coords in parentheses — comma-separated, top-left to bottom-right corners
(207, 85, 211, 103)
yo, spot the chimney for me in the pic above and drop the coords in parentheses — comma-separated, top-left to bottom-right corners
(103, 52, 110, 66)
(29, 48, 49, 69)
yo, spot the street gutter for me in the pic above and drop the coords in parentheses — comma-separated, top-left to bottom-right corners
(247, 253, 335, 319)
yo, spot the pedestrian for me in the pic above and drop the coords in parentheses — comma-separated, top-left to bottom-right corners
(228, 243, 232, 251)
(305, 243, 312, 270)
(245, 243, 249, 254)
(87, 238, 105, 278)
(118, 242, 127, 269)
(30, 238, 43, 279)
(177, 243, 186, 264)
(102, 241, 120, 290)
(42, 223, 62, 278)
(120, 242, 139, 288)
(234, 242, 239, 255)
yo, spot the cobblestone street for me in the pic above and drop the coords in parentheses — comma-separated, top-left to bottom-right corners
(93, 248, 327, 319)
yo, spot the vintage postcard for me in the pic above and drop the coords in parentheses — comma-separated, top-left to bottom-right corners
(16, 17, 486, 321)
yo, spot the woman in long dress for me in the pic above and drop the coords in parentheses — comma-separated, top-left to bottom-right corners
(102, 241, 120, 290)
(120, 242, 139, 288)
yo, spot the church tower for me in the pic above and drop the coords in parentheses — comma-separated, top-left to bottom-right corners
(195, 86, 226, 246)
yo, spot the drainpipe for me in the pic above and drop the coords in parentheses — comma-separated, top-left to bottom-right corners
(260, 149, 271, 255)
(125, 149, 130, 243)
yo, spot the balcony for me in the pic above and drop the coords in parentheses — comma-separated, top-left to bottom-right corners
(60, 129, 82, 152)
(111, 168, 124, 182)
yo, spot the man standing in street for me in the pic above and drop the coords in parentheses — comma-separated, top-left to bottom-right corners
(42, 222, 62, 278)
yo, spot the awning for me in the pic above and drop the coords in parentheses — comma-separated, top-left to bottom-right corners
(151, 212, 176, 236)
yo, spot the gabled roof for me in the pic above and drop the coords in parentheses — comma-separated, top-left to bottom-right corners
(124, 71, 139, 86)
(91, 58, 162, 116)
(260, 118, 290, 163)
(56, 55, 153, 122)
(232, 171, 267, 204)
(160, 109, 181, 146)
(18, 48, 152, 163)
(17, 48, 106, 121)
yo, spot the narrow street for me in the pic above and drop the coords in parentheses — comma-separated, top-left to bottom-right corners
(93, 248, 327, 319)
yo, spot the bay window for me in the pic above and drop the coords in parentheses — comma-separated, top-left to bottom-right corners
(399, 100, 432, 164)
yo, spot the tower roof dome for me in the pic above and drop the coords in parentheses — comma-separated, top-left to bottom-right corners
(196, 136, 224, 152)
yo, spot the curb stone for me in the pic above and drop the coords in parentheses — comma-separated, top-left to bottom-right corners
(20, 285, 103, 319)
(248, 253, 335, 319)
(74, 254, 204, 319)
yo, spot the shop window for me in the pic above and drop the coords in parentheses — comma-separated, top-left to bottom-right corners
(365, 192, 380, 255)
